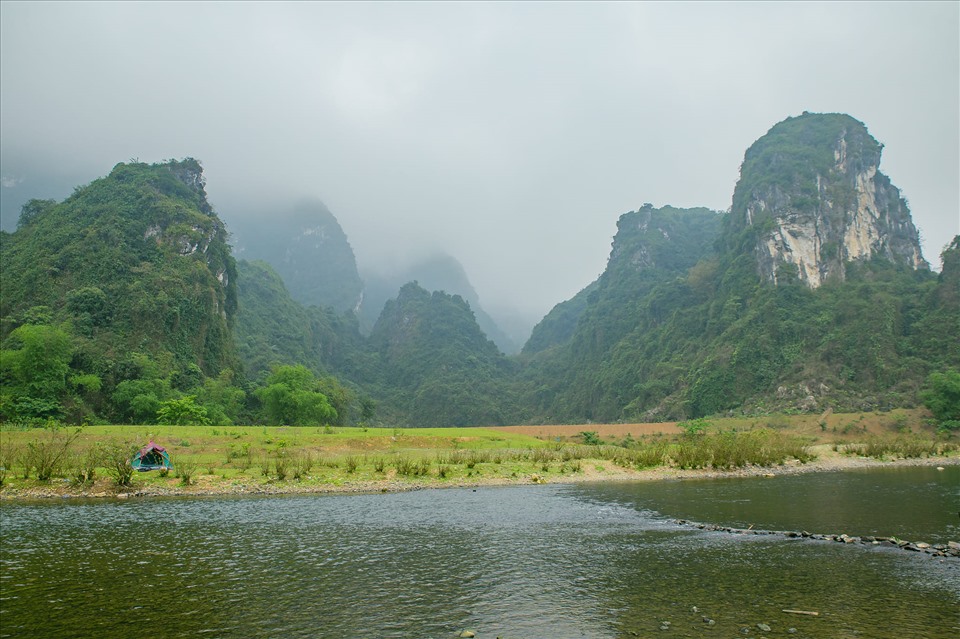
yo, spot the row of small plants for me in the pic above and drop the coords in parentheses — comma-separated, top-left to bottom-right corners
(3, 422, 955, 490)
(0, 426, 201, 488)
(2, 430, 809, 487)
(836, 435, 958, 459)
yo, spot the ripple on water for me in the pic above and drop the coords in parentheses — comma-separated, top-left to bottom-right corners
(1, 481, 958, 638)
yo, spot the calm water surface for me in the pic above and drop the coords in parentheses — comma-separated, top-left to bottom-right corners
(1, 467, 958, 638)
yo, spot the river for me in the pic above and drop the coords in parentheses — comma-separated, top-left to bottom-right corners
(1, 466, 958, 638)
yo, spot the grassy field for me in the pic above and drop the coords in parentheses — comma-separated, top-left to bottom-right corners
(0, 409, 956, 498)
(493, 408, 934, 441)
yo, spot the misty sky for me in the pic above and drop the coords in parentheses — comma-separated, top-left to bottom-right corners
(2, 2, 958, 328)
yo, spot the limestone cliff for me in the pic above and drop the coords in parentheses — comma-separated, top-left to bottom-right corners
(729, 112, 927, 287)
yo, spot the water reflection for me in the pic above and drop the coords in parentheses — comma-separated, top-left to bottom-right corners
(1, 473, 958, 638)
(570, 465, 960, 542)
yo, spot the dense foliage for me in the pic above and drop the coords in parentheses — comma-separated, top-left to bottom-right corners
(508, 115, 954, 423)
(517, 229, 958, 423)
(0, 159, 242, 423)
(366, 283, 516, 426)
(233, 259, 368, 379)
(522, 280, 597, 355)
(516, 205, 725, 421)
(359, 253, 519, 354)
(921, 369, 960, 430)
(0, 161, 345, 427)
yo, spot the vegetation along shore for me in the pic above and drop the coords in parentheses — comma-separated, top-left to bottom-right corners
(1, 410, 957, 501)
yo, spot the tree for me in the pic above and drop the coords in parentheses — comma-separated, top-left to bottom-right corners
(194, 370, 246, 425)
(157, 395, 210, 425)
(0, 324, 73, 421)
(112, 378, 170, 424)
(920, 370, 960, 430)
(254, 365, 337, 426)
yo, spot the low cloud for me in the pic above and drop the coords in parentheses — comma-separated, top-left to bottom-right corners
(1, 2, 957, 327)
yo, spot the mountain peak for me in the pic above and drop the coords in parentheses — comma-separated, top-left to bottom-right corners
(728, 112, 927, 288)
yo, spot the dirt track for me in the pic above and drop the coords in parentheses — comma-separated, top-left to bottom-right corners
(492, 423, 683, 439)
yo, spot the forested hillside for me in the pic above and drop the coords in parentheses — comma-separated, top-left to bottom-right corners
(359, 253, 518, 354)
(2, 113, 956, 428)
(516, 114, 957, 423)
(0, 161, 356, 427)
(517, 204, 725, 421)
(0, 160, 239, 423)
(366, 283, 516, 426)
(233, 259, 368, 381)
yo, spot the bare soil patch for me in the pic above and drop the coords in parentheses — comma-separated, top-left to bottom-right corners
(492, 423, 682, 439)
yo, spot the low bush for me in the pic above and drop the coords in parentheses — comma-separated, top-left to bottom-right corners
(677, 418, 710, 438)
(0, 442, 21, 487)
(274, 451, 288, 480)
(860, 434, 940, 459)
(68, 446, 98, 486)
(344, 456, 359, 474)
(633, 440, 668, 468)
(176, 459, 198, 485)
(580, 431, 601, 445)
(27, 423, 82, 481)
(668, 430, 813, 469)
(671, 439, 712, 469)
(98, 439, 139, 486)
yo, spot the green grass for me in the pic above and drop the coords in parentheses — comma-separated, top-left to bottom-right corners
(0, 424, 556, 491)
(842, 433, 956, 460)
(0, 417, 953, 495)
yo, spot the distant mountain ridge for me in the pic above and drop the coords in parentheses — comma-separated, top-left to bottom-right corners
(228, 200, 364, 314)
(228, 203, 518, 353)
(360, 253, 519, 354)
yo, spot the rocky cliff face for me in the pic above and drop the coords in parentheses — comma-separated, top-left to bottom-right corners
(730, 113, 927, 287)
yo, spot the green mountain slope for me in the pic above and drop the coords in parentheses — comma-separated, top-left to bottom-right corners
(360, 252, 519, 354)
(2, 113, 953, 428)
(368, 283, 516, 426)
(233, 258, 370, 382)
(516, 114, 954, 423)
(233, 262, 515, 427)
(1, 159, 237, 368)
(522, 280, 598, 356)
(0, 159, 239, 422)
(518, 204, 723, 420)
